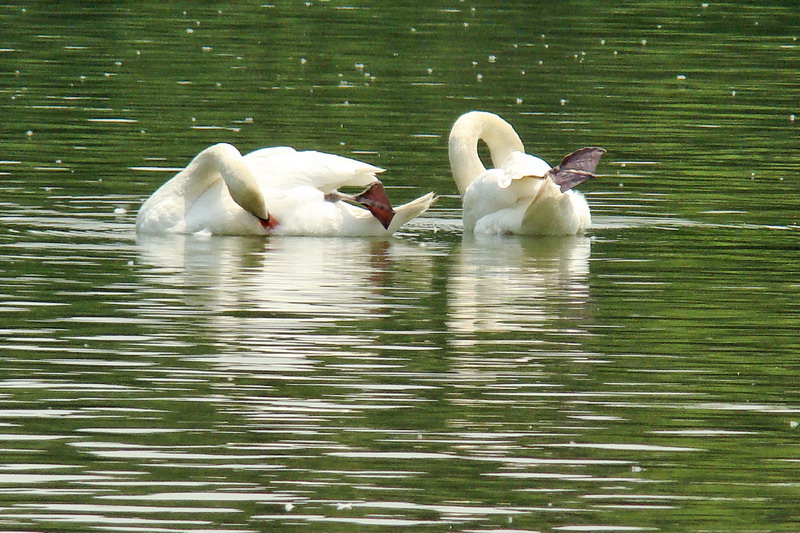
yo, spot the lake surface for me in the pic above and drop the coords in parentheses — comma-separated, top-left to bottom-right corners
(2, 1, 800, 532)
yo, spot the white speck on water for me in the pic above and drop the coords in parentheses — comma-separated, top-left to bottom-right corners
(641, 39, 647, 45)
(790, 114, 796, 122)
(677, 74, 686, 80)
(790, 421, 799, 429)
(516, 97, 523, 104)
(560, 98, 567, 105)
(731, 90, 736, 96)
(114, 207, 127, 215)
(476, 73, 483, 81)
(300, 57, 307, 65)
(488, 54, 496, 62)
(185, 28, 194, 34)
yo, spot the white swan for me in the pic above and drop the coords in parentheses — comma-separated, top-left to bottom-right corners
(135, 143, 436, 236)
(448, 111, 605, 235)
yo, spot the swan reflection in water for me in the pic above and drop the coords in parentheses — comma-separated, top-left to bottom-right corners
(135, 232, 591, 364)
(447, 234, 591, 336)
(135, 234, 436, 369)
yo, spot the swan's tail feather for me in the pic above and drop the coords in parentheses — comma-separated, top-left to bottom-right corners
(388, 192, 437, 233)
(546, 147, 606, 192)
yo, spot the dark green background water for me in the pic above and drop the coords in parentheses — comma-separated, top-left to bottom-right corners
(1, 1, 799, 532)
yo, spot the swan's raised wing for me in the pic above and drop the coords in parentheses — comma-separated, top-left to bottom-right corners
(244, 147, 384, 193)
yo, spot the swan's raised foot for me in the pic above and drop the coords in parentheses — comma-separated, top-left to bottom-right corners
(325, 181, 396, 229)
(546, 147, 606, 193)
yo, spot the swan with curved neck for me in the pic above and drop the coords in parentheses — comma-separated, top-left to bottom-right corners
(136, 143, 435, 236)
(448, 111, 605, 236)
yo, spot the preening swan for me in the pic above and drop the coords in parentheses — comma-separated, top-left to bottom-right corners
(136, 143, 435, 236)
(448, 111, 605, 235)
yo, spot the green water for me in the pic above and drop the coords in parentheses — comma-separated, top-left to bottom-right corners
(1, 1, 800, 532)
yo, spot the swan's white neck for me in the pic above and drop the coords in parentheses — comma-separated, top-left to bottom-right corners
(448, 111, 525, 196)
(190, 143, 269, 220)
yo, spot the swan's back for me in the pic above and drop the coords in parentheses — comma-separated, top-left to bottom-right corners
(244, 147, 383, 193)
(136, 143, 433, 237)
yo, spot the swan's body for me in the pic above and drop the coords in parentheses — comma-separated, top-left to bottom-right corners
(449, 111, 605, 236)
(136, 143, 435, 236)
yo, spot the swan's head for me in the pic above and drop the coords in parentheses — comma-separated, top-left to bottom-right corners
(257, 213, 279, 231)
(230, 180, 278, 231)
(208, 143, 279, 231)
(242, 196, 279, 232)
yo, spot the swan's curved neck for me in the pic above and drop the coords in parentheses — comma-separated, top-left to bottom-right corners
(188, 143, 269, 220)
(448, 111, 525, 195)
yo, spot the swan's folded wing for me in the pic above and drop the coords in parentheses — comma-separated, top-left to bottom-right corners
(498, 151, 552, 188)
(244, 149, 384, 193)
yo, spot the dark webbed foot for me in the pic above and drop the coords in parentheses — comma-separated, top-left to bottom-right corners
(325, 181, 396, 229)
(546, 147, 606, 192)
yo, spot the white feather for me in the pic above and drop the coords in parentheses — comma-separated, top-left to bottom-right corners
(449, 111, 591, 236)
(136, 143, 434, 236)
